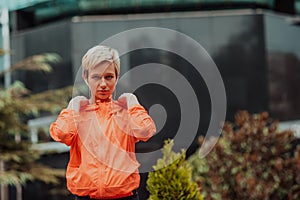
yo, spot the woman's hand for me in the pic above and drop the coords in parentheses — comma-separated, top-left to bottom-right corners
(67, 96, 89, 112)
(118, 93, 140, 109)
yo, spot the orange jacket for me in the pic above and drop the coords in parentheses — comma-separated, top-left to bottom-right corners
(50, 101, 156, 199)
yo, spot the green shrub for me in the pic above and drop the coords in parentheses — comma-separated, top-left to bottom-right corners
(147, 139, 204, 200)
(188, 110, 300, 200)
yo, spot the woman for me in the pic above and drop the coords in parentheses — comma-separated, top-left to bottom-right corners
(50, 45, 156, 200)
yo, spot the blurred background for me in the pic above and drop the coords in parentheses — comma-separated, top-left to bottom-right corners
(1, 0, 300, 199)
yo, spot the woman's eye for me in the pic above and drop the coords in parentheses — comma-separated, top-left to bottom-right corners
(91, 75, 100, 80)
(105, 75, 114, 80)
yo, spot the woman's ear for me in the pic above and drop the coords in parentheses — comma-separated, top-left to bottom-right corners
(84, 78, 88, 85)
(115, 75, 119, 85)
(82, 71, 89, 85)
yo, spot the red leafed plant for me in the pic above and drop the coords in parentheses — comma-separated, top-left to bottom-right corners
(188, 110, 300, 200)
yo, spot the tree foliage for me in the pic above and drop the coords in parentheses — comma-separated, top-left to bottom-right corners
(0, 53, 61, 76)
(188, 110, 300, 200)
(0, 52, 72, 186)
(147, 139, 204, 200)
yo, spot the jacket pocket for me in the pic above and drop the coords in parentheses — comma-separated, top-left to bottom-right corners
(67, 165, 97, 189)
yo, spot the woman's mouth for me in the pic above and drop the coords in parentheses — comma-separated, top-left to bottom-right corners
(97, 90, 109, 94)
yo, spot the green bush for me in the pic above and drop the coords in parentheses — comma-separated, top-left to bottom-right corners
(147, 139, 204, 200)
(188, 110, 300, 200)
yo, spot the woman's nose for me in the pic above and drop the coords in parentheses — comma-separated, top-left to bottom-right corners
(99, 78, 106, 88)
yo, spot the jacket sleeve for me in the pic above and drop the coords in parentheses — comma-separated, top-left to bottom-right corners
(50, 109, 79, 146)
(128, 105, 156, 142)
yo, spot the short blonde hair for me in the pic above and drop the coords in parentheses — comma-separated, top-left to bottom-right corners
(82, 45, 120, 80)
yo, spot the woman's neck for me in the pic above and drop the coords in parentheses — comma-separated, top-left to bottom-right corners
(92, 96, 112, 104)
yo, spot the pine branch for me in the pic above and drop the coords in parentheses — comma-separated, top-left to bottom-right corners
(0, 53, 61, 77)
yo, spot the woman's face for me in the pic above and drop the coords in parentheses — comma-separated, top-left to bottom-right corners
(87, 61, 117, 102)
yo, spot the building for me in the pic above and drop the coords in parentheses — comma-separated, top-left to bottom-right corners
(1, 1, 300, 199)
